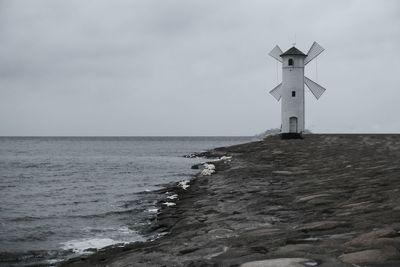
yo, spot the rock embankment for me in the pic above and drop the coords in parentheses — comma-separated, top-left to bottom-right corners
(60, 134, 400, 267)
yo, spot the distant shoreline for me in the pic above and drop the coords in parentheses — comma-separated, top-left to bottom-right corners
(0, 136, 254, 138)
(60, 134, 400, 267)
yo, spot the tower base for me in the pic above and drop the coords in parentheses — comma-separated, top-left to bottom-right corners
(280, 133, 303, 139)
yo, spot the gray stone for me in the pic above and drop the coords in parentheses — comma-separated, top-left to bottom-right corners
(272, 171, 293, 175)
(339, 246, 400, 264)
(241, 258, 313, 267)
(296, 194, 331, 202)
(345, 227, 397, 247)
(274, 244, 314, 255)
(296, 221, 348, 232)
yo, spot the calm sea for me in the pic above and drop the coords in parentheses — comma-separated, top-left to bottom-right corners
(0, 136, 252, 266)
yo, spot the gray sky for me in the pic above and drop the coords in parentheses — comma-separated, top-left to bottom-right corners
(1, 0, 399, 136)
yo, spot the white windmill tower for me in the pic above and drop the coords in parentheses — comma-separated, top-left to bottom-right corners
(269, 42, 326, 138)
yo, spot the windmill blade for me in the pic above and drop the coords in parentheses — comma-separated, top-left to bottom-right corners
(304, 77, 326, 99)
(269, 83, 282, 101)
(268, 45, 283, 62)
(304, 42, 324, 65)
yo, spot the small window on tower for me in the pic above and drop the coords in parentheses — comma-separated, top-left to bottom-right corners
(292, 91, 296, 97)
(288, 58, 294, 66)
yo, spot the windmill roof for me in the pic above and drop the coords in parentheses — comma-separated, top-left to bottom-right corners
(280, 46, 306, 57)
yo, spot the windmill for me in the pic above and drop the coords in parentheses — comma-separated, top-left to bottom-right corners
(269, 42, 326, 138)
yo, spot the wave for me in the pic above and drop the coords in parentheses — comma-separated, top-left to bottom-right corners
(82, 226, 136, 235)
(6, 215, 43, 222)
(72, 208, 144, 219)
(0, 250, 61, 267)
(5, 206, 144, 223)
(61, 238, 118, 254)
(60, 227, 145, 255)
(11, 230, 56, 242)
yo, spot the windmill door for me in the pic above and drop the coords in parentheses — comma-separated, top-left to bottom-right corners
(289, 117, 298, 133)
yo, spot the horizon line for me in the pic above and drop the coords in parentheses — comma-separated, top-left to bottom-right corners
(0, 135, 255, 138)
(1, 133, 400, 138)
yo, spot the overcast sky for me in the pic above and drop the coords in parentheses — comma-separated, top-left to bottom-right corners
(0, 0, 399, 136)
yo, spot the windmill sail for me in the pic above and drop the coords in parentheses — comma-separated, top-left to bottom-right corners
(268, 45, 283, 62)
(269, 83, 282, 101)
(304, 42, 324, 65)
(304, 77, 326, 99)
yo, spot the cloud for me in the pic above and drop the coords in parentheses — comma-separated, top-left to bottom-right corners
(0, 0, 399, 135)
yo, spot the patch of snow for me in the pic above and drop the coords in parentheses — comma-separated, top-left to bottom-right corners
(203, 163, 215, 170)
(201, 163, 216, 176)
(149, 231, 168, 241)
(201, 168, 215, 176)
(178, 180, 190, 190)
(220, 156, 232, 161)
(147, 208, 158, 213)
(162, 202, 176, 207)
(166, 194, 178, 200)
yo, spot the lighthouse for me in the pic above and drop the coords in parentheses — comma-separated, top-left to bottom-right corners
(269, 42, 326, 138)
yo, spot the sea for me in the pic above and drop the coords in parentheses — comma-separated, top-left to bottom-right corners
(0, 136, 253, 266)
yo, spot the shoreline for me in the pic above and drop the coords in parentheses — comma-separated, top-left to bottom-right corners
(60, 134, 400, 267)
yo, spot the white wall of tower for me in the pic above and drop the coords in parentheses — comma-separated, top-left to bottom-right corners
(281, 55, 305, 133)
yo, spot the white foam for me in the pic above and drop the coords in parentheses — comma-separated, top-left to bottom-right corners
(61, 238, 118, 254)
(61, 226, 145, 254)
(83, 226, 136, 235)
(117, 226, 135, 235)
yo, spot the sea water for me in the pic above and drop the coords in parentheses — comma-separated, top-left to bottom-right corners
(0, 137, 252, 266)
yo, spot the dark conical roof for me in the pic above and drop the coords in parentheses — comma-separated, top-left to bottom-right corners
(280, 46, 306, 57)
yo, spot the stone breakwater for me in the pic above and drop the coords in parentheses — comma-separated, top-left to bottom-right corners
(60, 134, 400, 267)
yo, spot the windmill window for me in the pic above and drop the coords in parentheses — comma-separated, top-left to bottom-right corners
(288, 58, 294, 66)
(292, 91, 296, 97)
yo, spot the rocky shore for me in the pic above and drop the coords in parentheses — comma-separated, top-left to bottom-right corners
(60, 134, 400, 267)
